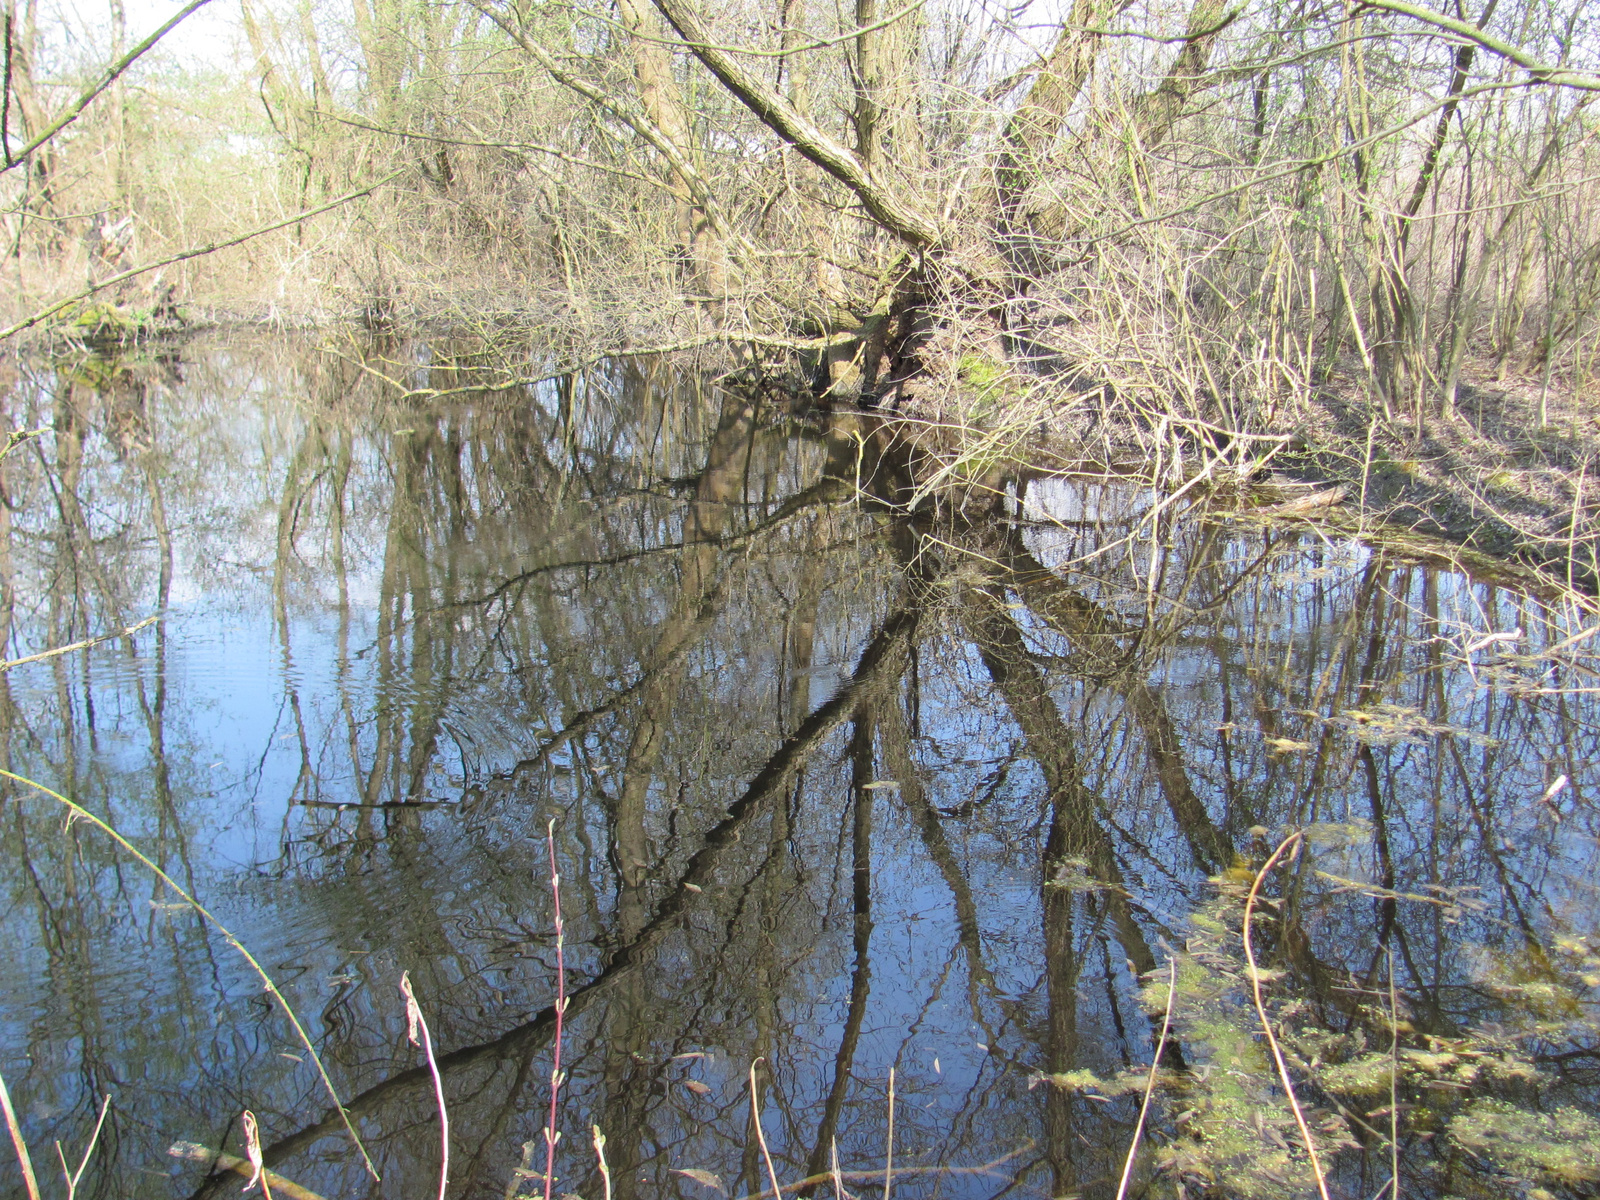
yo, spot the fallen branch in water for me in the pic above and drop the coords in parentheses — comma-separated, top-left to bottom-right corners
(0, 615, 158, 671)
(168, 1143, 326, 1200)
(724, 1144, 1033, 1200)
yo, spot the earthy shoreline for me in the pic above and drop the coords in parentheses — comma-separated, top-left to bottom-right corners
(15, 318, 1598, 597)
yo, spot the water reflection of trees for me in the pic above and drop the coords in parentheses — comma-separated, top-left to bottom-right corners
(0, 340, 1596, 1200)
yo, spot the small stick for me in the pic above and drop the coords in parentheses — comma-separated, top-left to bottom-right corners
(402, 973, 449, 1200)
(0, 615, 159, 672)
(592, 1126, 612, 1200)
(168, 1142, 326, 1200)
(56, 1092, 110, 1200)
(749, 1060, 784, 1200)
(829, 1138, 845, 1200)
(1113, 958, 1178, 1200)
(542, 820, 568, 1200)
(724, 1146, 1030, 1200)
(883, 1069, 894, 1200)
(0, 1068, 40, 1200)
(1243, 832, 1332, 1200)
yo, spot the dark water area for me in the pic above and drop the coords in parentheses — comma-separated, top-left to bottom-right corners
(1, 338, 1598, 1200)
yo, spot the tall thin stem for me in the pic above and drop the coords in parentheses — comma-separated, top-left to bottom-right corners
(0, 1068, 41, 1200)
(1243, 832, 1332, 1200)
(592, 1126, 612, 1200)
(543, 819, 568, 1200)
(883, 1068, 894, 1200)
(749, 1059, 784, 1200)
(401, 973, 449, 1200)
(1114, 958, 1178, 1200)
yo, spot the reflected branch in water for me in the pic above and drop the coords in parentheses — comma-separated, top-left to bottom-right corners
(799, 699, 877, 1189)
(0, 769, 381, 1181)
(234, 563, 940, 1187)
(993, 527, 1234, 874)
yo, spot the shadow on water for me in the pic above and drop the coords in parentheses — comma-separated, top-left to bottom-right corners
(0, 337, 1597, 1199)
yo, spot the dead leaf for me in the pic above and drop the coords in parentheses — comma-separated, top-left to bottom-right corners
(683, 1079, 712, 1097)
(672, 1169, 726, 1194)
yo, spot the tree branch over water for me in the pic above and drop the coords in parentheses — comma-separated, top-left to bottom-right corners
(1, 0, 216, 172)
(1358, 0, 1600, 91)
(0, 173, 403, 341)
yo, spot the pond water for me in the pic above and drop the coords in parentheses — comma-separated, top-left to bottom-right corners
(1, 338, 1598, 1200)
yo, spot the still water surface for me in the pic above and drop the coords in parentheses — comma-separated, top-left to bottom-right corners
(1, 339, 1597, 1199)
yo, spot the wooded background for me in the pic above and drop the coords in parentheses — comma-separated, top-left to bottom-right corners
(4, 0, 1598, 435)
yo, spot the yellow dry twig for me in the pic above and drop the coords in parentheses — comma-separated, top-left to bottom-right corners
(0, 1067, 42, 1200)
(0, 770, 379, 1180)
(402, 971, 450, 1200)
(1243, 831, 1333, 1200)
(749, 1060, 785, 1200)
(1114, 957, 1178, 1200)
(56, 1093, 110, 1200)
(0, 615, 158, 672)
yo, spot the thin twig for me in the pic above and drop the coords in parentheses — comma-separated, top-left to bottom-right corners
(883, 1068, 894, 1200)
(0, 1068, 41, 1200)
(1114, 957, 1178, 1200)
(1388, 950, 1400, 1200)
(0, 429, 46, 463)
(0, 615, 157, 671)
(1243, 832, 1332, 1200)
(542, 820, 568, 1200)
(168, 1142, 327, 1200)
(592, 1127, 612, 1200)
(402, 973, 449, 1200)
(55, 1092, 109, 1200)
(726, 1147, 1032, 1200)
(750, 1060, 784, 1200)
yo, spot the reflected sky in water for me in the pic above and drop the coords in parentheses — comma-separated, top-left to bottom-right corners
(0, 338, 1597, 1200)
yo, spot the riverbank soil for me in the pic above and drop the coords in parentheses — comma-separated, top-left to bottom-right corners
(1284, 357, 1600, 589)
(883, 340, 1600, 593)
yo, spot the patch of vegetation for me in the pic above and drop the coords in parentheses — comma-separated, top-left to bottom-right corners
(62, 299, 185, 349)
(1116, 842, 1600, 1199)
(957, 352, 1025, 422)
